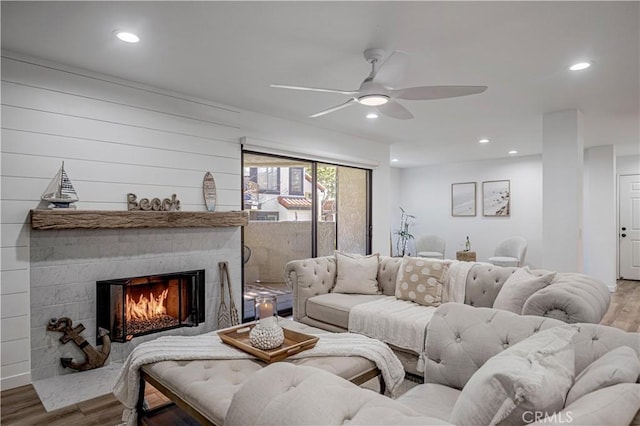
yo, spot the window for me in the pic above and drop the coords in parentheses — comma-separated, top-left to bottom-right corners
(289, 167, 304, 195)
(249, 167, 280, 194)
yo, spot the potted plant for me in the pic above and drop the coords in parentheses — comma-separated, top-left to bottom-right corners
(395, 207, 415, 256)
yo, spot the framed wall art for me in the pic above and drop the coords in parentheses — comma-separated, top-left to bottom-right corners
(451, 182, 476, 216)
(482, 180, 510, 216)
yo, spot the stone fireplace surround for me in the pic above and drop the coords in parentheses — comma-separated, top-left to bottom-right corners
(30, 226, 241, 381)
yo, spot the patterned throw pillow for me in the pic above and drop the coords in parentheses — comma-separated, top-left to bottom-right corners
(395, 257, 450, 306)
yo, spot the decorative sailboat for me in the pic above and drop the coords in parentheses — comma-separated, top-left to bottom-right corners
(41, 162, 79, 209)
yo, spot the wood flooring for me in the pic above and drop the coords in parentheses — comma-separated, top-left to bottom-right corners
(600, 279, 640, 332)
(2, 279, 639, 426)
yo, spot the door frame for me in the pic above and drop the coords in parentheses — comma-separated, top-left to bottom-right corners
(240, 148, 373, 319)
(618, 173, 640, 280)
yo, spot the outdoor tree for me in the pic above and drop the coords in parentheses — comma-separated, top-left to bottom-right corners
(315, 166, 336, 202)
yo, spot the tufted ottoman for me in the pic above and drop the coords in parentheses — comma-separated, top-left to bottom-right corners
(137, 319, 379, 425)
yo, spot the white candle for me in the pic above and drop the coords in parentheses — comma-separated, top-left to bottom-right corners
(258, 299, 275, 328)
(258, 300, 273, 319)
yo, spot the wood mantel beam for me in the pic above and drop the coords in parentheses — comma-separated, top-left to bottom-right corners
(30, 210, 248, 230)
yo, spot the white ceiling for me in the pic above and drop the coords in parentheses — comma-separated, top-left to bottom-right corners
(2, 1, 638, 167)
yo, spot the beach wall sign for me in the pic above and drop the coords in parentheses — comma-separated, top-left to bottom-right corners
(127, 193, 180, 211)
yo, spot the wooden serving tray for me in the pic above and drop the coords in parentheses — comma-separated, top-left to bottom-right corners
(218, 323, 319, 363)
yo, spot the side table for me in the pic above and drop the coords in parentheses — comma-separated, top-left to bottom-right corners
(456, 250, 476, 262)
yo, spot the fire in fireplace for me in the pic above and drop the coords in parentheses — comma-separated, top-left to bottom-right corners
(96, 270, 205, 343)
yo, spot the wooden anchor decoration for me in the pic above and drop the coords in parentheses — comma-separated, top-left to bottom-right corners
(47, 317, 111, 371)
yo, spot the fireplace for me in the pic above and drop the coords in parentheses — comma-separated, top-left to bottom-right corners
(96, 270, 205, 343)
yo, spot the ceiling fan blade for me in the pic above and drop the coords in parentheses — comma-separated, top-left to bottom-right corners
(270, 84, 357, 95)
(372, 51, 410, 87)
(377, 100, 414, 120)
(393, 85, 488, 100)
(309, 99, 357, 118)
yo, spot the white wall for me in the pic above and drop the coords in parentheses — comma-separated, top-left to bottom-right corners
(393, 150, 631, 285)
(395, 155, 542, 266)
(0, 51, 392, 389)
(0, 52, 242, 389)
(542, 110, 584, 272)
(583, 146, 617, 289)
(389, 168, 402, 254)
(617, 155, 640, 175)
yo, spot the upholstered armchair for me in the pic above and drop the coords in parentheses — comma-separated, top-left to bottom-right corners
(488, 236, 527, 267)
(415, 235, 446, 259)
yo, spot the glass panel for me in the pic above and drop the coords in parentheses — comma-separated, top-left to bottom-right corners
(242, 152, 371, 320)
(242, 153, 312, 320)
(317, 164, 337, 256)
(335, 166, 369, 254)
(96, 270, 204, 342)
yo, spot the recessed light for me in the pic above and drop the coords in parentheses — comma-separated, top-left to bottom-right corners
(478, 138, 490, 144)
(116, 31, 139, 43)
(569, 62, 591, 71)
(508, 150, 518, 155)
(366, 112, 379, 119)
(391, 158, 399, 162)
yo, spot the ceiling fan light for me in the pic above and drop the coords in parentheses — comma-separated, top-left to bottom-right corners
(366, 112, 379, 119)
(358, 95, 389, 106)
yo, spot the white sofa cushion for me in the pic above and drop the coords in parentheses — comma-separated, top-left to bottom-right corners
(565, 346, 640, 406)
(225, 363, 453, 426)
(450, 325, 577, 426)
(493, 267, 556, 314)
(333, 252, 380, 294)
(396, 383, 461, 421)
(487, 256, 520, 267)
(306, 293, 384, 329)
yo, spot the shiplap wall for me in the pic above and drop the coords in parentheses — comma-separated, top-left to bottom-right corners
(0, 53, 242, 389)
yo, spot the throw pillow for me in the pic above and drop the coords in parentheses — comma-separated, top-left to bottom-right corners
(565, 346, 640, 406)
(559, 383, 640, 426)
(332, 252, 380, 295)
(395, 257, 450, 307)
(493, 267, 557, 314)
(450, 325, 577, 426)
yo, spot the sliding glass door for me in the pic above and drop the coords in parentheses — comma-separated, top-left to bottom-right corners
(316, 164, 370, 255)
(241, 151, 371, 320)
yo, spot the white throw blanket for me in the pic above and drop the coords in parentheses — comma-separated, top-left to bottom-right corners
(444, 260, 477, 303)
(113, 332, 405, 425)
(349, 296, 437, 356)
(348, 260, 477, 371)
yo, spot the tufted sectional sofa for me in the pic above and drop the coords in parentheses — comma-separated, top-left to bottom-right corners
(225, 304, 640, 426)
(285, 255, 611, 375)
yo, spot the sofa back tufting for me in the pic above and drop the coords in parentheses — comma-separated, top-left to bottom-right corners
(377, 257, 403, 295)
(286, 256, 610, 326)
(423, 304, 640, 390)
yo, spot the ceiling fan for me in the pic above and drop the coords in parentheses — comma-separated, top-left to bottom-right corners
(270, 48, 487, 120)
